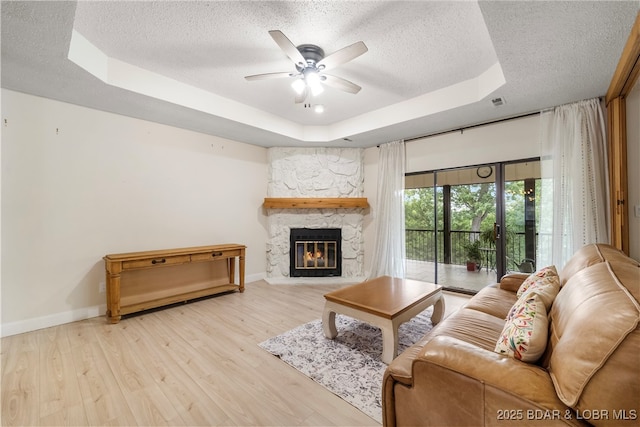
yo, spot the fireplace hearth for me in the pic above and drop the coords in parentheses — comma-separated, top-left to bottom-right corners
(290, 228, 342, 277)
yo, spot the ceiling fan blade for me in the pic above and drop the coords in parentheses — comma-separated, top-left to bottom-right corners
(269, 30, 307, 68)
(322, 74, 362, 94)
(317, 41, 368, 71)
(245, 71, 294, 81)
(294, 86, 308, 104)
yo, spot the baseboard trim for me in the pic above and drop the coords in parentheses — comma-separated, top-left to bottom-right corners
(1, 273, 267, 337)
(245, 272, 265, 284)
(1, 304, 107, 338)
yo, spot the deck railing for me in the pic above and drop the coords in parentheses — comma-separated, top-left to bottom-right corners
(405, 229, 551, 271)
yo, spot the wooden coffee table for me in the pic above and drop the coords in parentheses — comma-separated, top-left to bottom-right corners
(322, 276, 444, 364)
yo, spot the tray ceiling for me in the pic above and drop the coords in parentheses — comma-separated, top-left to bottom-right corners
(2, 1, 638, 148)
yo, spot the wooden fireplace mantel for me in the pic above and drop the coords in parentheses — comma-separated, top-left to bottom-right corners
(263, 197, 369, 209)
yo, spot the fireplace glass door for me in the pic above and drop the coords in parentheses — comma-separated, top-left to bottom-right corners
(290, 228, 342, 277)
(295, 241, 337, 269)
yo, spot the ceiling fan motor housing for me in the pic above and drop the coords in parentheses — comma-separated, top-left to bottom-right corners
(296, 44, 325, 69)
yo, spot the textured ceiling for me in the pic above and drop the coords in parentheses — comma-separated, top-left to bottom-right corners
(2, 1, 638, 148)
(72, 1, 498, 125)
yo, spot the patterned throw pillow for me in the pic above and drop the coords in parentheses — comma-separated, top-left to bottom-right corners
(516, 265, 560, 310)
(495, 293, 549, 363)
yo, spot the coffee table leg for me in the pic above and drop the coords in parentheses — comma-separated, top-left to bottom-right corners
(322, 305, 338, 339)
(380, 319, 398, 364)
(431, 295, 446, 325)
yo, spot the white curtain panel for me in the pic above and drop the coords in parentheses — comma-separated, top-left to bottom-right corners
(369, 140, 406, 279)
(538, 98, 610, 269)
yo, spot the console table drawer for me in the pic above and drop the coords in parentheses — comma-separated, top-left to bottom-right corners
(191, 249, 241, 262)
(122, 254, 190, 270)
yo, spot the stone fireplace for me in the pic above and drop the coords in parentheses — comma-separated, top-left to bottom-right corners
(265, 147, 366, 282)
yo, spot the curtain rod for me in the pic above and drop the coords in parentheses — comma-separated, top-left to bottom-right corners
(403, 111, 541, 143)
(383, 96, 604, 146)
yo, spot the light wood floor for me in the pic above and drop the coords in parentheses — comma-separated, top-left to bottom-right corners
(1, 280, 469, 426)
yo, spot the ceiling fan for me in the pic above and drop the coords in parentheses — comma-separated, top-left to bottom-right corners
(245, 30, 368, 103)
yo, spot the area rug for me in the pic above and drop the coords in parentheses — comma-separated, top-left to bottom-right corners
(258, 308, 434, 423)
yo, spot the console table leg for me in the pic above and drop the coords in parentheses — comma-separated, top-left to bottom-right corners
(229, 258, 236, 287)
(239, 253, 245, 293)
(106, 270, 122, 324)
(107, 313, 121, 324)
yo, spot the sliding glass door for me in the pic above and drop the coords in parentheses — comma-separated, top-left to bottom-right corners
(502, 160, 542, 275)
(405, 158, 541, 294)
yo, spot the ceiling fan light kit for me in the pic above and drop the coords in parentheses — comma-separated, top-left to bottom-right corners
(246, 30, 367, 104)
(310, 84, 324, 96)
(305, 70, 324, 96)
(291, 78, 306, 95)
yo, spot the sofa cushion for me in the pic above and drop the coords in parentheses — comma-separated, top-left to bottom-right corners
(495, 293, 548, 362)
(558, 243, 639, 285)
(428, 307, 507, 352)
(516, 265, 560, 310)
(548, 261, 640, 407)
(464, 284, 518, 319)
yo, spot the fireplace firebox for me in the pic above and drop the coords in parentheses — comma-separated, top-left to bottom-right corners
(290, 228, 342, 277)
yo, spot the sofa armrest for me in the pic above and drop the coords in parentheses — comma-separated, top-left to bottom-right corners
(384, 335, 430, 386)
(499, 273, 530, 292)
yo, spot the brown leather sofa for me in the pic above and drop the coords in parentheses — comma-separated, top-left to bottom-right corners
(382, 244, 639, 426)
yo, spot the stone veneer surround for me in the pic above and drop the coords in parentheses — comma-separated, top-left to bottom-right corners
(265, 147, 366, 280)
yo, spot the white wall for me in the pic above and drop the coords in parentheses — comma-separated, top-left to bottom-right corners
(627, 80, 640, 261)
(362, 115, 541, 275)
(404, 115, 540, 173)
(1, 89, 269, 336)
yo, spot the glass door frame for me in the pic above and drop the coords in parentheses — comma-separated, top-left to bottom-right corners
(405, 156, 540, 294)
(494, 162, 506, 279)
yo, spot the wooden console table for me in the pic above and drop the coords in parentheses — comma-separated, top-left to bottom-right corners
(104, 244, 245, 323)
